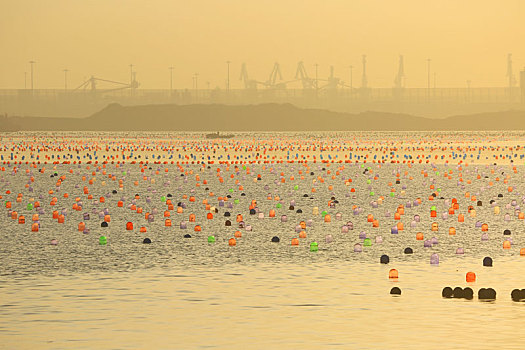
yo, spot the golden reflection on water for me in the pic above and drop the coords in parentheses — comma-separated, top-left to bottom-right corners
(2, 259, 525, 349)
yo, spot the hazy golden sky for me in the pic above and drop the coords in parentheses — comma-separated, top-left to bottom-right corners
(1, 0, 524, 89)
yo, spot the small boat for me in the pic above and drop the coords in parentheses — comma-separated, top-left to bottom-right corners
(206, 131, 234, 139)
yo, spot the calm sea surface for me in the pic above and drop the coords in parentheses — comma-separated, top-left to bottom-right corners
(1, 131, 525, 349)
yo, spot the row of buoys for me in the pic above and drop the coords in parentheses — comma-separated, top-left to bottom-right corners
(442, 287, 495, 299)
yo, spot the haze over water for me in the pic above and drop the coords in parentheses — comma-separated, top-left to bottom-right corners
(2, 0, 525, 348)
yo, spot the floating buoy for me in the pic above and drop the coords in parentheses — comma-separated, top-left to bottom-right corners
(208, 235, 216, 243)
(442, 287, 453, 298)
(483, 257, 493, 267)
(390, 287, 401, 295)
(310, 242, 318, 252)
(143, 238, 151, 244)
(453, 287, 464, 298)
(466, 271, 476, 282)
(478, 288, 496, 300)
(463, 287, 474, 299)
(228, 238, 236, 246)
(380, 254, 390, 264)
(271, 236, 280, 243)
(389, 269, 398, 279)
(511, 289, 522, 301)
(99, 236, 107, 245)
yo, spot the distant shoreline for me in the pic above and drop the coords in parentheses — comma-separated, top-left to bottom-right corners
(2, 103, 525, 132)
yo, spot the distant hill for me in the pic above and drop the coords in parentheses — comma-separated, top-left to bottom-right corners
(2, 103, 525, 132)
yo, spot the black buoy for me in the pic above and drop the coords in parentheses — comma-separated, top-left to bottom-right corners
(184, 234, 191, 238)
(520, 289, 525, 300)
(442, 287, 453, 298)
(101, 221, 108, 227)
(404, 247, 413, 254)
(112, 190, 117, 194)
(296, 209, 303, 213)
(478, 288, 487, 299)
(477, 201, 482, 206)
(271, 236, 280, 243)
(226, 195, 232, 198)
(511, 289, 521, 301)
(479, 288, 496, 300)
(504, 229, 511, 235)
(303, 194, 309, 197)
(380, 254, 390, 264)
(167, 194, 172, 197)
(241, 193, 246, 196)
(483, 257, 493, 267)
(390, 287, 401, 295)
(225, 220, 231, 226)
(224, 212, 231, 217)
(498, 194, 503, 198)
(143, 238, 152, 244)
(463, 287, 474, 300)
(289, 206, 294, 210)
(249, 209, 256, 215)
(453, 287, 465, 298)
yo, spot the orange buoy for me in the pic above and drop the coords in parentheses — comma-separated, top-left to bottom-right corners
(503, 240, 511, 249)
(228, 238, 237, 246)
(126, 222, 133, 230)
(416, 232, 424, 240)
(389, 269, 399, 279)
(234, 231, 242, 238)
(449, 227, 456, 235)
(466, 272, 476, 282)
(291, 238, 299, 246)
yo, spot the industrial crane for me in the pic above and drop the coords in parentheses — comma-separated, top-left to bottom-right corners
(394, 55, 405, 89)
(73, 75, 139, 94)
(295, 61, 315, 89)
(265, 62, 286, 89)
(318, 66, 344, 90)
(239, 63, 261, 90)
